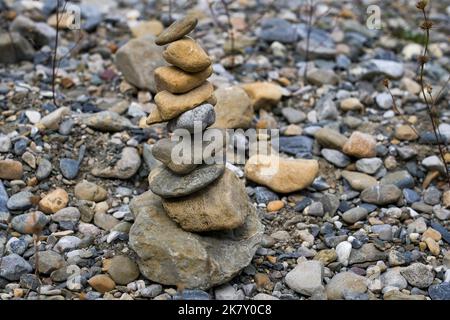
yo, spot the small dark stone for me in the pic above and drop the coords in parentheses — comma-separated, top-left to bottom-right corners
(254, 186, 279, 204)
(14, 138, 28, 156)
(403, 188, 420, 204)
(20, 273, 41, 291)
(277, 136, 314, 157)
(294, 197, 312, 212)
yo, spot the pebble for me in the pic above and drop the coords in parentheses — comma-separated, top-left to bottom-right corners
(91, 147, 141, 179)
(356, 158, 383, 175)
(360, 184, 401, 205)
(375, 92, 393, 110)
(140, 284, 163, 298)
(245, 154, 318, 193)
(342, 207, 368, 224)
(314, 128, 348, 150)
(371, 224, 393, 241)
(0, 135, 11, 153)
(285, 260, 324, 296)
(326, 272, 368, 300)
(401, 263, 434, 289)
(267, 200, 284, 212)
(304, 202, 324, 217)
(155, 16, 197, 46)
(342, 131, 377, 158)
(107, 255, 140, 285)
(153, 82, 214, 121)
(341, 170, 378, 191)
(254, 186, 279, 204)
(421, 155, 446, 174)
(212, 86, 253, 129)
(381, 269, 407, 290)
(11, 211, 50, 234)
(36, 158, 52, 180)
(74, 181, 108, 202)
(395, 125, 418, 141)
(155, 65, 212, 94)
(278, 135, 314, 157)
(25, 110, 41, 124)
(149, 164, 225, 198)
(7, 191, 34, 211)
(88, 274, 116, 293)
(428, 282, 450, 300)
(51, 207, 80, 223)
(54, 236, 81, 253)
(84, 111, 133, 132)
(0, 160, 23, 180)
(380, 170, 414, 189)
(321, 149, 350, 168)
(115, 36, 165, 92)
(336, 241, 352, 266)
(167, 103, 215, 133)
(39, 188, 69, 214)
(281, 107, 306, 124)
(163, 37, 211, 73)
(423, 186, 441, 205)
(33, 250, 66, 274)
(241, 82, 283, 110)
(0, 254, 33, 281)
(259, 18, 298, 43)
(340, 98, 364, 112)
(355, 59, 404, 80)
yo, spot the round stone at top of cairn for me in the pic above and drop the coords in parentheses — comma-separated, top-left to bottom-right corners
(129, 16, 263, 289)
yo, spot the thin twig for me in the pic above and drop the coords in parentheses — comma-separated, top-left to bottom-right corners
(383, 79, 420, 137)
(416, 0, 450, 186)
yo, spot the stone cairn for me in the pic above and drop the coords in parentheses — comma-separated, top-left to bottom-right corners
(128, 16, 263, 290)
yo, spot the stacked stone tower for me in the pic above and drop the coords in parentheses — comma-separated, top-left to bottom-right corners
(128, 16, 263, 290)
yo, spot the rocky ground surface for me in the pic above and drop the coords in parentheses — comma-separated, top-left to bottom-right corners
(1, 0, 450, 300)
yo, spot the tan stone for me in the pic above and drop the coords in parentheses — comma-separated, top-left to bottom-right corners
(422, 227, 442, 242)
(47, 12, 75, 29)
(395, 125, 418, 141)
(314, 249, 337, 265)
(342, 131, 377, 158)
(74, 180, 107, 202)
(267, 200, 284, 212)
(0, 160, 23, 180)
(162, 169, 251, 232)
(88, 274, 116, 293)
(401, 78, 421, 95)
(155, 65, 212, 94)
(245, 154, 319, 193)
(341, 170, 378, 191)
(155, 81, 214, 121)
(340, 98, 364, 112)
(314, 128, 348, 150)
(155, 16, 198, 46)
(242, 82, 283, 110)
(443, 190, 450, 208)
(146, 105, 164, 125)
(284, 124, 303, 136)
(163, 37, 211, 72)
(130, 20, 164, 38)
(212, 86, 253, 129)
(39, 188, 69, 214)
(107, 255, 140, 285)
(425, 237, 440, 256)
